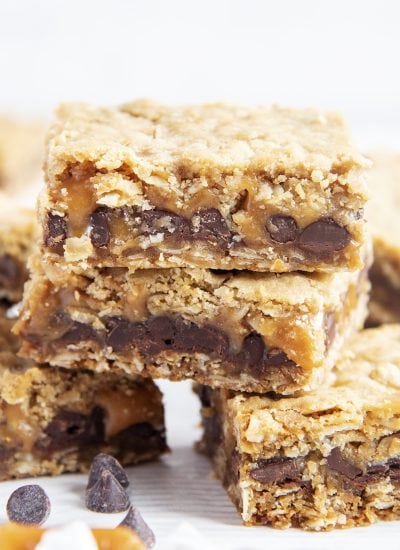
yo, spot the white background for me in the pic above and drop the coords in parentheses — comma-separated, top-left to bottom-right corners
(1, 1, 400, 548)
(1, 0, 400, 146)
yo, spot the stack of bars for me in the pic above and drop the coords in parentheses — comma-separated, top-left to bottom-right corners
(0, 203, 167, 480)
(6, 101, 400, 531)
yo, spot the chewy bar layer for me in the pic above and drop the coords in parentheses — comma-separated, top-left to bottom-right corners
(0, 310, 167, 481)
(0, 196, 36, 303)
(40, 100, 368, 273)
(16, 255, 369, 394)
(197, 324, 400, 531)
(367, 152, 400, 325)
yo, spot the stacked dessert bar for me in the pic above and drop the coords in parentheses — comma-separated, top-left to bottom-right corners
(0, 195, 167, 480)
(11, 100, 399, 530)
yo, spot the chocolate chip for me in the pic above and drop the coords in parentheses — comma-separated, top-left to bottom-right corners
(266, 215, 299, 243)
(90, 207, 111, 248)
(175, 320, 229, 357)
(119, 506, 155, 548)
(44, 213, 67, 255)
(105, 316, 145, 353)
(238, 332, 265, 368)
(86, 470, 130, 513)
(192, 208, 232, 247)
(87, 453, 129, 490)
(141, 209, 191, 240)
(34, 408, 105, 453)
(297, 218, 350, 258)
(236, 333, 296, 376)
(105, 315, 229, 359)
(326, 447, 362, 479)
(58, 321, 100, 345)
(7, 485, 50, 525)
(250, 457, 303, 484)
(113, 422, 168, 455)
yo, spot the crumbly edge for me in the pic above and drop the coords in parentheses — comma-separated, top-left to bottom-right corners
(198, 388, 400, 530)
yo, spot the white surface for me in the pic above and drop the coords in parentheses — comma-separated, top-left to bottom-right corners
(0, 381, 399, 549)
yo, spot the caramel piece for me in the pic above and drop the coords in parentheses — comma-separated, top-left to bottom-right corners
(0, 523, 146, 550)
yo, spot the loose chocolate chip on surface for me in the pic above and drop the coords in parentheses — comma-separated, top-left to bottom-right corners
(86, 470, 130, 513)
(297, 218, 350, 258)
(326, 447, 362, 479)
(6, 485, 50, 525)
(266, 215, 299, 243)
(250, 457, 302, 484)
(44, 213, 67, 254)
(87, 453, 129, 489)
(90, 207, 111, 247)
(120, 506, 156, 548)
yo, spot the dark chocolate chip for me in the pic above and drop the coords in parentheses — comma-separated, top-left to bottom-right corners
(105, 315, 229, 359)
(326, 447, 362, 479)
(235, 333, 297, 376)
(44, 213, 67, 255)
(238, 332, 265, 369)
(86, 470, 130, 513)
(250, 457, 303, 484)
(192, 208, 232, 247)
(113, 422, 168, 455)
(175, 320, 229, 357)
(324, 311, 336, 349)
(141, 209, 191, 240)
(266, 215, 299, 243)
(105, 316, 146, 353)
(90, 207, 111, 248)
(297, 218, 350, 258)
(34, 407, 105, 453)
(119, 506, 156, 548)
(58, 321, 100, 345)
(87, 453, 129, 489)
(6, 485, 50, 525)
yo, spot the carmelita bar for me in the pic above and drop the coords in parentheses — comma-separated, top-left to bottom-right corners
(0, 307, 167, 480)
(16, 253, 369, 394)
(196, 324, 400, 530)
(40, 100, 368, 273)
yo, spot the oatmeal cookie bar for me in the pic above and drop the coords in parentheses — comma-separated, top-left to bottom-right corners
(40, 100, 368, 273)
(0, 195, 36, 303)
(15, 251, 370, 394)
(366, 152, 400, 325)
(0, 309, 167, 481)
(197, 324, 400, 530)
